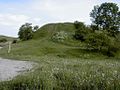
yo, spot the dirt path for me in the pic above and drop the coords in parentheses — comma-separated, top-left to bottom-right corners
(0, 58, 34, 81)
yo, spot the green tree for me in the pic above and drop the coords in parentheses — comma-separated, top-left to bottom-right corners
(74, 21, 81, 29)
(90, 2, 120, 37)
(85, 32, 120, 57)
(18, 23, 33, 41)
(74, 21, 91, 41)
(85, 32, 110, 51)
(33, 25, 39, 32)
(90, 24, 99, 32)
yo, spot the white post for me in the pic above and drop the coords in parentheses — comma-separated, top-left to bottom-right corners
(8, 42, 12, 53)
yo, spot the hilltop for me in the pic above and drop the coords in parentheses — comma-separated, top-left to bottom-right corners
(33, 22, 75, 39)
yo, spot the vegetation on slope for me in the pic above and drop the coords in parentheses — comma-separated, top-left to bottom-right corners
(0, 22, 120, 90)
(33, 23, 75, 39)
(0, 35, 16, 42)
(0, 2, 120, 90)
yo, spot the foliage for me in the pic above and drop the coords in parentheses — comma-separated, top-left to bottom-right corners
(85, 31, 120, 57)
(0, 56, 120, 90)
(90, 24, 99, 32)
(74, 22, 90, 41)
(0, 22, 120, 89)
(12, 40, 17, 44)
(52, 31, 68, 42)
(33, 25, 39, 32)
(18, 23, 34, 41)
(90, 2, 120, 37)
(0, 38, 7, 42)
(85, 32, 109, 50)
(74, 21, 81, 29)
(106, 38, 120, 57)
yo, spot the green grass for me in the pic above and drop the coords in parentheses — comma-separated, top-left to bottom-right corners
(0, 38, 120, 90)
(0, 22, 120, 90)
(33, 22, 75, 39)
(0, 35, 17, 47)
(0, 56, 120, 90)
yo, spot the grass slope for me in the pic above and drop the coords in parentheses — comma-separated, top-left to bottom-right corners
(33, 22, 75, 39)
(0, 35, 17, 47)
(0, 22, 120, 90)
(0, 35, 16, 41)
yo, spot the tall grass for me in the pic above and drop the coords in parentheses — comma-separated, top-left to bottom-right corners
(0, 56, 120, 90)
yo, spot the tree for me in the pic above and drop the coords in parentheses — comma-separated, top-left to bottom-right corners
(85, 32, 120, 57)
(18, 23, 33, 41)
(33, 25, 39, 32)
(85, 32, 110, 51)
(74, 21, 91, 41)
(90, 24, 99, 32)
(90, 2, 120, 37)
(74, 21, 81, 29)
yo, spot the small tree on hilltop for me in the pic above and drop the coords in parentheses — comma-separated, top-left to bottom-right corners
(33, 25, 39, 32)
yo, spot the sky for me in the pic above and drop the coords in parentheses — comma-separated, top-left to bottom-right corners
(0, 0, 119, 37)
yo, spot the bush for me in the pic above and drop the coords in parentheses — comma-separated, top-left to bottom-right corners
(0, 38, 7, 42)
(74, 21, 81, 29)
(85, 32, 109, 50)
(85, 32, 119, 57)
(106, 39, 120, 57)
(12, 40, 17, 44)
(74, 22, 91, 41)
(52, 31, 68, 42)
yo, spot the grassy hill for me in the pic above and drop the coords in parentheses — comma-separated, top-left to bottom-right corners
(0, 35, 16, 41)
(0, 35, 17, 47)
(0, 22, 120, 89)
(0, 22, 108, 59)
(33, 22, 75, 39)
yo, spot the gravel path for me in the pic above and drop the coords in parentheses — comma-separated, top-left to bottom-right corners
(0, 58, 34, 81)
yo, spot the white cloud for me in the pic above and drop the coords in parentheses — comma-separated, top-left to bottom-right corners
(0, 14, 30, 27)
(0, 14, 32, 37)
(30, 0, 98, 24)
(0, 0, 119, 37)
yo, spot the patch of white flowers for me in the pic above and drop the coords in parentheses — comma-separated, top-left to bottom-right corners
(52, 31, 68, 42)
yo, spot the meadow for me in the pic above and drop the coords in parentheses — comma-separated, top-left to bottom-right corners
(0, 23, 120, 90)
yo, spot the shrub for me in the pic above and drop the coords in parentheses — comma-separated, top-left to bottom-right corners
(106, 38, 120, 57)
(74, 21, 80, 29)
(0, 38, 7, 42)
(52, 31, 68, 42)
(74, 22, 91, 41)
(12, 40, 17, 44)
(85, 32, 119, 57)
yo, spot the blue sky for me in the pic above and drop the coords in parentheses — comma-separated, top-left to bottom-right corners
(0, 0, 119, 37)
